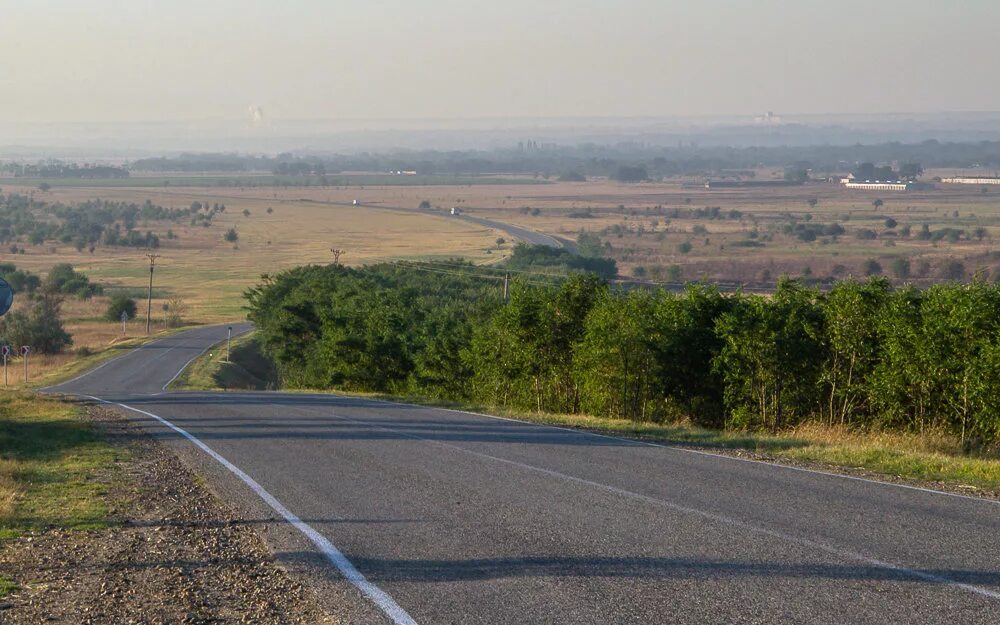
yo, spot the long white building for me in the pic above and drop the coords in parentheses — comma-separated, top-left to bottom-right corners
(941, 176, 1000, 185)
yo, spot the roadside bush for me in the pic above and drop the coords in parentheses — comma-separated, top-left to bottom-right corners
(0, 295, 72, 354)
(105, 294, 138, 322)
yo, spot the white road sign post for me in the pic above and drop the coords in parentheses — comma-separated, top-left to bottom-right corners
(20, 346, 29, 384)
(1, 345, 9, 386)
(227, 326, 232, 362)
(121, 310, 129, 337)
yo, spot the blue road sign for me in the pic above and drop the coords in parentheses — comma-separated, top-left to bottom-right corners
(0, 278, 12, 316)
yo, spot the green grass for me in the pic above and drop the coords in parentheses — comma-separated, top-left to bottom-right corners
(0, 575, 16, 598)
(172, 334, 276, 391)
(177, 334, 1000, 494)
(0, 393, 123, 538)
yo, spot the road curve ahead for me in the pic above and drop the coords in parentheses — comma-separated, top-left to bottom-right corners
(45, 326, 1000, 625)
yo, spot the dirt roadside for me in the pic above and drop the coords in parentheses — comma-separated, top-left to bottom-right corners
(0, 405, 339, 625)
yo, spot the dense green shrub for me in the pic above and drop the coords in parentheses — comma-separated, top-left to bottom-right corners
(105, 294, 138, 322)
(247, 264, 1000, 445)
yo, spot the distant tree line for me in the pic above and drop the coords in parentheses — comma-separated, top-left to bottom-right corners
(0, 162, 128, 178)
(0, 193, 216, 251)
(93, 139, 1000, 181)
(248, 263, 1000, 447)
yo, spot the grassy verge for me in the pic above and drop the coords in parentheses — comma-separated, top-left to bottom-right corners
(171, 333, 277, 391)
(0, 392, 122, 540)
(178, 334, 1000, 494)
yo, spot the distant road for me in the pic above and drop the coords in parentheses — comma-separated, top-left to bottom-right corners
(44, 327, 1000, 624)
(452, 214, 564, 249)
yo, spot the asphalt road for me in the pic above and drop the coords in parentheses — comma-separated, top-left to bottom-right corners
(45, 326, 1000, 624)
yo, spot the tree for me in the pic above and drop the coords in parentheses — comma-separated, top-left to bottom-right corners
(677, 241, 692, 254)
(614, 166, 648, 183)
(891, 257, 911, 279)
(713, 280, 824, 431)
(576, 232, 604, 258)
(242, 209, 251, 217)
(559, 171, 586, 182)
(884, 217, 898, 229)
(266, 207, 274, 214)
(106, 294, 138, 322)
(872, 199, 884, 210)
(863, 259, 883, 276)
(974, 227, 987, 241)
(45, 263, 102, 298)
(38, 182, 51, 192)
(820, 278, 890, 426)
(0, 294, 72, 354)
(224, 228, 239, 243)
(899, 162, 923, 181)
(939, 260, 966, 280)
(807, 198, 818, 209)
(495, 237, 506, 249)
(418, 200, 431, 209)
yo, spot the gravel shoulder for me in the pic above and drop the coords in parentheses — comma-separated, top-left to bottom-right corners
(0, 405, 338, 625)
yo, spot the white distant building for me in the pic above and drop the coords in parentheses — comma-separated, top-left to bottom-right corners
(941, 176, 1000, 185)
(450, 207, 462, 215)
(840, 176, 932, 191)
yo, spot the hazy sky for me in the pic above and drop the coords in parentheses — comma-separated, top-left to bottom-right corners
(2, 0, 998, 124)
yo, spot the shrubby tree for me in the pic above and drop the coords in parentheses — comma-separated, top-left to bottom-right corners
(0, 294, 72, 354)
(106, 294, 138, 322)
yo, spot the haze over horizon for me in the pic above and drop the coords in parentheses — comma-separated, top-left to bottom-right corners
(2, 0, 998, 126)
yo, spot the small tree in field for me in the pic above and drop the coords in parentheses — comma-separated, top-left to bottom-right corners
(224, 228, 239, 243)
(106, 294, 137, 322)
(419, 200, 431, 209)
(873, 199, 884, 210)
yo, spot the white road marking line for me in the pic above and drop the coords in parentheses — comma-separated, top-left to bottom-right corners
(84, 395, 418, 625)
(161, 339, 222, 391)
(319, 408, 1000, 602)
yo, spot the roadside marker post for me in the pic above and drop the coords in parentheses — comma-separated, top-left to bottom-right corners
(1, 345, 9, 386)
(121, 310, 129, 337)
(226, 326, 232, 362)
(20, 346, 29, 384)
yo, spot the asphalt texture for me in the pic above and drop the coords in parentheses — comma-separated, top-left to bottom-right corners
(45, 325, 1000, 624)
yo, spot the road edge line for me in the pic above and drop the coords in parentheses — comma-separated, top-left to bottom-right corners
(84, 394, 418, 625)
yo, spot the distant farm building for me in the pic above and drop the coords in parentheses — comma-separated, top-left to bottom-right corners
(941, 176, 1000, 185)
(450, 207, 462, 215)
(841, 178, 933, 191)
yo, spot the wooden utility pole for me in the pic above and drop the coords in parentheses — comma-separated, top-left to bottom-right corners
(145, 254, 160, 334)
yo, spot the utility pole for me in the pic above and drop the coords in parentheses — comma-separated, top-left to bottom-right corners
(145, 254, 160, 334)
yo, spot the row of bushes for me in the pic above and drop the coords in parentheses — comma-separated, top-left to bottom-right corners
(247, 264, 1000, 446)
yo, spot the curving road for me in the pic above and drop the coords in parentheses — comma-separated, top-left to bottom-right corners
(44, 325, 1000, 624)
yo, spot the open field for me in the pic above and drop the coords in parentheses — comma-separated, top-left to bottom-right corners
(0, 180, 505, 324)
(16, 169, 993, 287)
(4, 170, 1000, 373)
